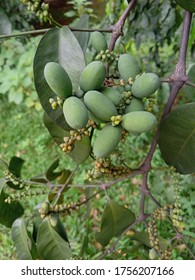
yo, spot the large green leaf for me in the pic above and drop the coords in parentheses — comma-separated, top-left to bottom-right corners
(37, 217, 72, 260)
(174, 0, 195, 12)
(43, 112, 91, 164)
(158, 103, 195, 174)
(72, 14, 89, 54)
(11, 218, 33, 260)
(0, 187, 24, 228)
(96, 199, 135, 246)
(0, 8, 12, 35)
(33, 26, 85, 128)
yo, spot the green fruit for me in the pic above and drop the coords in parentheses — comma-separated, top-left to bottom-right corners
(118, 54, 140, 81)
(90, 31, 108, 52)
(63, 96, 88, 129)
(93, 125, 122, 158)
(79, 61, 106, 92)
(101, 87, 122, 106)
(40, 201, 50, 214)
(49, 213, 58, 227)
(174, 0, 195, 12)
(124, 97, 144, 113)
(88, 111, 102, 124)
(149, 248, 159, 260)
(84, 90, 117, 122)
(132, 73, 160, 98)
(121, 111, 157, 134)
(44, 62, 72, 99)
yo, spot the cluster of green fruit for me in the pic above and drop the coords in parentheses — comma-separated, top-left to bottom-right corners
(21, 0, 49, 21)
(44, 32, 160, 160)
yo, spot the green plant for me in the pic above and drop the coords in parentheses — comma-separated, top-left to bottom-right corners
(0, 0, 195, 260)
(0, 36, 41, 109)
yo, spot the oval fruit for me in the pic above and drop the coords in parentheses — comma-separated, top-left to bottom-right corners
(174, 0, 195, 12)
(63, 96, 88, 129)
(88, 111, 102, 124)
(44, 62, 72, 99)
(90, 31, 108, 52)
(132, 73, 160, 98)
(101, 87, 122, 106)
(121, 111, 157, 134)
(84, 90, 117, 122)
(124, 97, 144, 113)
(118, 54, 140, 81)
(93, 125, 122, 158)
(79, 61, 106, 92)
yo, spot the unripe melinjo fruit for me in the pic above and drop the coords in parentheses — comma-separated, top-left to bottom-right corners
(79, 61, 106, 92)
(132, 73, 160, 98)
(63, 96, 88, 129)
(44, 62, 72, 99)
(84, 91, 117, 122)
(101, 87, 122, 106)
(124, 97, 144, 113)
(88, 111, 102, 124)
(118, 54, 140, 81)
(121, 111, 157, 135)
(90, 31, 108, 52)
(93, 125, 122, 158)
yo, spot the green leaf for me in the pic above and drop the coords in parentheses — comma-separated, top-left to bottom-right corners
(7, 156, 25, 190)
(43, 112, 91, 164)
(0, 159, 8, 171)
(174, 0, 195, 12)
(0, 178, 6, 193)
(0, 188, 24, 228)
(8, 156, 25, 177)
(11, 218, 33, 260)
(8, 90, 23, 105)
(183, 65, 195, 101)
(72, 14, 90, 54)
(158, 103, 195, 174)
(130, 231, 170, 251)
(0, 8, 12, 35)
(33, 27, 85, 128)
(45, 159, 62, 181)
(96, 199, 135, 246)
(37, 217, 72, 260)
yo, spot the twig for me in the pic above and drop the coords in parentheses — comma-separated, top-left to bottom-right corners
(0, 27, 112, 40)
(53, 165, 79, 205)
(109, 0, 137, 51)
(185, 80, 195, 88)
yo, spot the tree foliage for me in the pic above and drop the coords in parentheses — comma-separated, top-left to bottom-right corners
(0, 0, 195, 260)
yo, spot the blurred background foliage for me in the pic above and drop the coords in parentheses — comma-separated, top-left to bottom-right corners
(0, 0, 195, 259)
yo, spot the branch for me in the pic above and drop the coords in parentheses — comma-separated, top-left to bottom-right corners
(141, 11, 193, 172)
(0, 27, 112, 40)
(109, 0, 137, 51)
